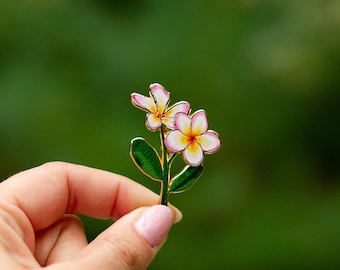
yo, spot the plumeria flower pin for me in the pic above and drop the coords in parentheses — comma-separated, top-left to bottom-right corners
(130, 83, 221, 205)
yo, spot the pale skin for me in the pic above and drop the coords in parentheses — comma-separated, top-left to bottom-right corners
(0, 162, 182, 269)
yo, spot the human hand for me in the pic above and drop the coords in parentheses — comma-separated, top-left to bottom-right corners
(0, 162, 182, 269)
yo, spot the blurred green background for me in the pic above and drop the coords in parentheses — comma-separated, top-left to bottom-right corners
(1, 0, 340, 269)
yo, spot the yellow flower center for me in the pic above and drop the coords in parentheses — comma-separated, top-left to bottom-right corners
(187, 134, 197, 145)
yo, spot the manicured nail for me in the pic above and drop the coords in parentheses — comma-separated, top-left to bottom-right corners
(134, 205, 174, 247)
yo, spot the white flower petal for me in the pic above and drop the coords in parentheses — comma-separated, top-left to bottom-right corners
(175, 113, 191, 135)
(183, 143, 204, 166)
(191, 110, 208, 135)
(131, 93, 156, 113)
(198, 131, 220, 153)
(161, 101, 190, 129)
(165, 101, 191, 117)
(164, 130, 188, 152)
(161, 117, 176, 130)
(149, 83, 170, 115)
(146, 114, 161, 130)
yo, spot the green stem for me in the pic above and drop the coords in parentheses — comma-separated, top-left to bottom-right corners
(160, 126, 169, 205)
(168, 152, 178, 167)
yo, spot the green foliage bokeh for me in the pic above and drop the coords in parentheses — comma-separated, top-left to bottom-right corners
(1, 1, 339, 269)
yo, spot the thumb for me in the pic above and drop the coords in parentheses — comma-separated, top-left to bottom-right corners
(73, 205, 178, 270)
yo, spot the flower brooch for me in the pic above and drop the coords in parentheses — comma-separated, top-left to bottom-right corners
(129, 83, 221, 205)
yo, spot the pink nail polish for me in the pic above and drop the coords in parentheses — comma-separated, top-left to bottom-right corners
(134, 205, 173, 247)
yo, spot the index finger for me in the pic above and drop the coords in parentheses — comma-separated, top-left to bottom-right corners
(0, 162, 177, 231)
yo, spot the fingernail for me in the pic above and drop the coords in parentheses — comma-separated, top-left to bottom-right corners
(134, 205, 174, 247)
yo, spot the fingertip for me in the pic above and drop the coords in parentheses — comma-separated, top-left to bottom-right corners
(75, 205, 177, 269)
(172, 206, 183, 224)
(134, 205, 174, 248)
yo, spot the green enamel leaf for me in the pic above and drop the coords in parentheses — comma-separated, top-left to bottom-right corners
(169, 165, 203, 194)
(130, 137, 163, 181)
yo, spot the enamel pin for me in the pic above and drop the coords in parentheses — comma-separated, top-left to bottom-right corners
(129, 83, 221, 205)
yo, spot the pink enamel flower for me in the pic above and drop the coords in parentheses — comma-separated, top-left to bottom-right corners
(164, 110, 220, 166)
(131, 83, 190, 131)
